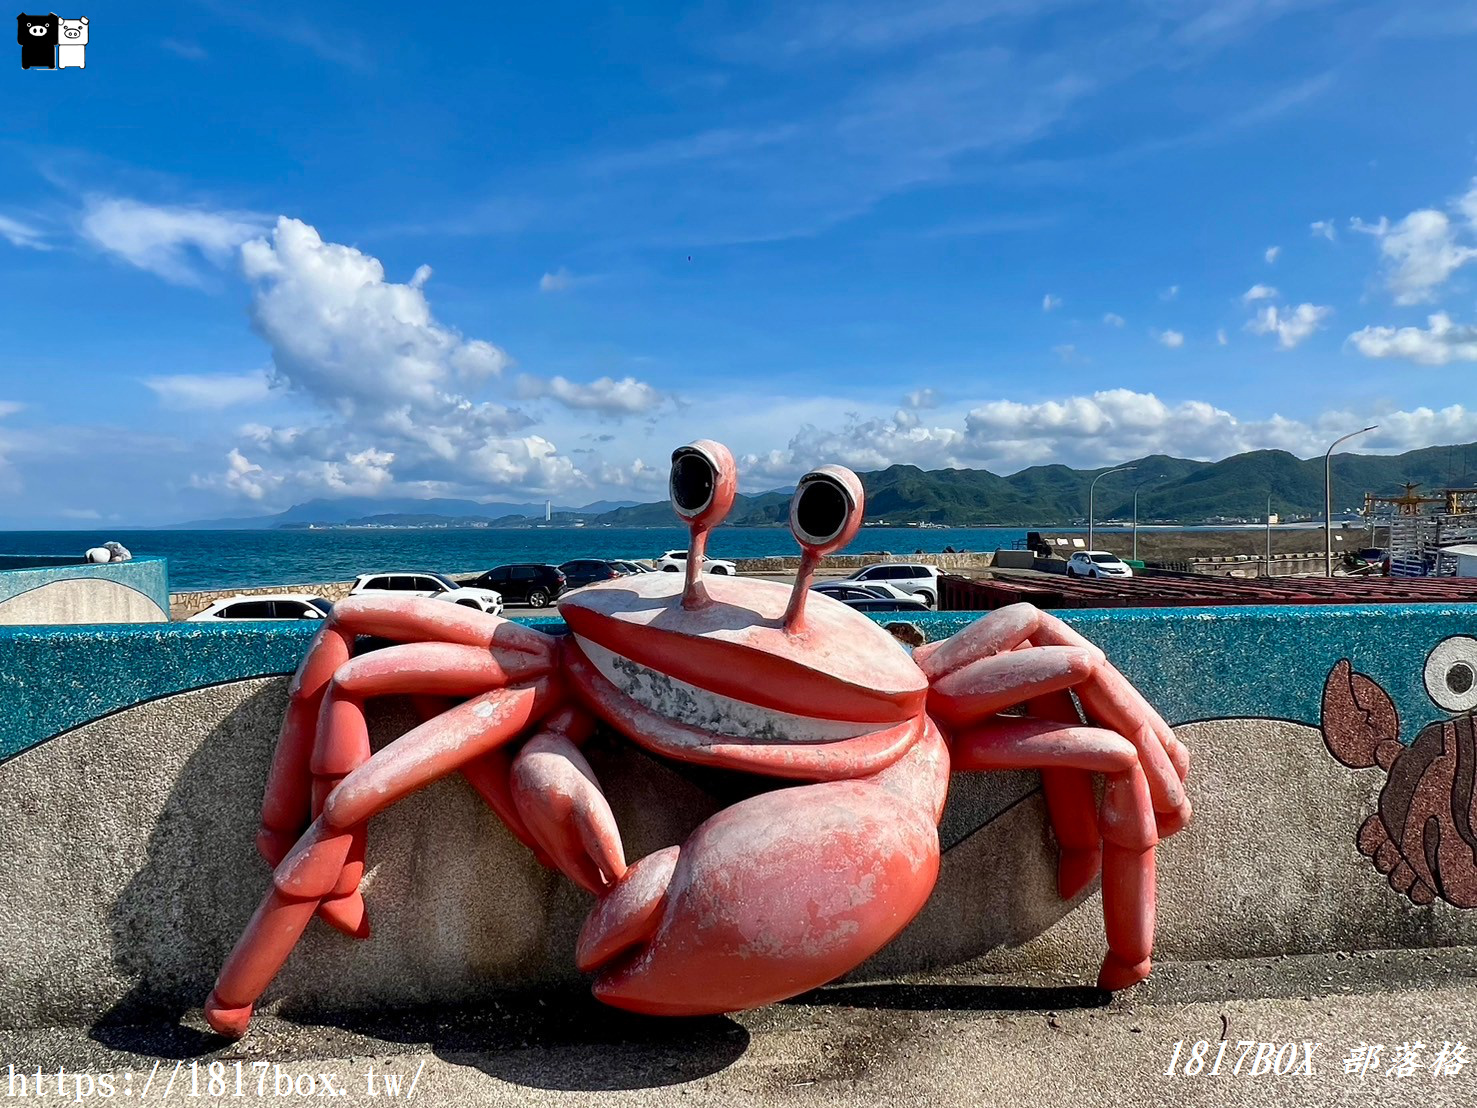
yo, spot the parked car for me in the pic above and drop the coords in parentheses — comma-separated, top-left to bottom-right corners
(348, 571, 504, 614)
(810, 579, 918, 602)
(811, 584, 930, 613)
(462, 563, 566, 608)
(188, 594, 333, 621)
(1066, 551, 1133, 579)
(560, 559, 625, 589)
(657, 550, 738, 575)
(608, 559, 653, 575)
(835, 563, 941, 607)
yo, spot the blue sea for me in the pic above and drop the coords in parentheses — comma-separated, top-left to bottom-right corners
(0, 527, 1035, 591)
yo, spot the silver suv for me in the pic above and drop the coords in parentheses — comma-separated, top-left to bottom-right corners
(836, 563, 941, 608)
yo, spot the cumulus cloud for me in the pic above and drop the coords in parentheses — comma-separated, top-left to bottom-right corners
(1217, 329, 1229, 346)
(1156, 329, 1185, 348)
(80, 197, 265, 284)
(0, 214, 48, 251)
(1310, 220, 1336, 241)
(1245, 302, 1332, 349)
(1160, 285, 1180, 301)
(1242, 284, 1279, 303)
(1351, 200, 1477, 305)
(1348, 313, 1477, 366)
(1042, 293, 1062, 311)
(144, 372, 274, 410)
(1265, 245, 1281, 264)
(539, 267, 575, 293)
(1103, 312, 1126, 328)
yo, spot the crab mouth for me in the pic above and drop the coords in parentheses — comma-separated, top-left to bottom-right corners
(576, 638, 877, 743)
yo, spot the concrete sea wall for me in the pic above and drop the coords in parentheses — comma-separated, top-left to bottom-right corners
(2, 604, 1476, 1029)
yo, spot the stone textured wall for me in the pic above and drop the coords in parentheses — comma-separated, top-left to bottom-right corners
(170, 580, 356, 620)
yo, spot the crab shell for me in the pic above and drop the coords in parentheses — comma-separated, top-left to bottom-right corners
(559, 569, 931, 780)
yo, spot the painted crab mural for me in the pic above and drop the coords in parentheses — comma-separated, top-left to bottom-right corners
(204, 440, 1193, 1038)
(1321, 637, 1477, 907)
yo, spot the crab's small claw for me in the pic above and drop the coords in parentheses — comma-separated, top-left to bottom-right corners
(1321, 659, 1401, 770)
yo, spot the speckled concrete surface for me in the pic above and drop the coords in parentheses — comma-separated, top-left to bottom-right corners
(5, 949, 1477, 1106)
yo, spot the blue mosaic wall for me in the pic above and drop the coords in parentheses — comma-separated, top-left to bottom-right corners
(1, 603, 1473, 762)
(0, 555, 170, 618)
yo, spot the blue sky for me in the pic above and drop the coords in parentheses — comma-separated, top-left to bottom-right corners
(3, 0, 1477, 526)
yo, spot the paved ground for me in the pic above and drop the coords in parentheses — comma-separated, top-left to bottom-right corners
(6, 949, 1477, 1106)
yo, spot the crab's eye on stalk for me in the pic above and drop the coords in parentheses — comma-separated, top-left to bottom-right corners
(669, 440, 737, 609)
(783, 465, 865, 633)
(1425, 636, 1477, 713)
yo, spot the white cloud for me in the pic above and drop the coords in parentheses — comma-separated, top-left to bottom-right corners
(519, 374, 667, 415)
(1156, 329, 1185, 348)
(1310, 220, 1337, 241)
(1351, 198, 1477, 305)
(1217, 328, 1229, 346)
(1052, 343, 1077, 361)
(1242, 284, 1279, 303)
(1246, 302, 1332, 349)
(1265, 245, 1281, 264)
(904, 387, 937, 409)
(1160, 284, 1180, 301)
(539, 267, 576, 293)
(144, 372, 274, 410)
(1348, 313, 1477, 366)
(0, 214, 48, 251)
(1103, 312, 1126, 327)
(80, 197, 265, 284)
(1042, 293, 1062, 311)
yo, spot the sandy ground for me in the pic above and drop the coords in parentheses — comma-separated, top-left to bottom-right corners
(6, 947, 1476, 1107)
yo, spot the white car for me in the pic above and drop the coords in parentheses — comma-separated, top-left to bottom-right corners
(349, 571, 505, 614)
(810, 579, 917, 602)
(656, 550, 738, 575)
(1066, 551, 1134, 579)
(187, 594, 333, 622)
(835, 563, 941, 608)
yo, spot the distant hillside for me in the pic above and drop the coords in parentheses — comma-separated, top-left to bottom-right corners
(170, 441, 1477, 530)
(583, 440, 1477, 528)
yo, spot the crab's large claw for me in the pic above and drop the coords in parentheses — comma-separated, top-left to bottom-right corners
(1321, 659, 1401, 771)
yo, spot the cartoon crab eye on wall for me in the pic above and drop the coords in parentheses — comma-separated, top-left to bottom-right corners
(1424, 636, 1477, 713)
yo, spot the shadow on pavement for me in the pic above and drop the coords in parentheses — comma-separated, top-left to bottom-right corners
(311, 987, 751, 1092)
(788, 981, 1110, 1012)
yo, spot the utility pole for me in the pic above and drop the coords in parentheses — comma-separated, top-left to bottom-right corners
(1088, 465, 1137, 552)
(1325, 426, 1378, 577)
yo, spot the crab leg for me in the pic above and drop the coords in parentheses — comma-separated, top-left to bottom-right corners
(1031, 691, 1104, 898)
(918, 604, 1190, 831)
(952, 715, 1159, 989)
(258, 597, 555, 865)
(205, 680, 557, 1039)
(305, 642, 554, 936)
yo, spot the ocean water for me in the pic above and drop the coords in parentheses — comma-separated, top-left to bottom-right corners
(0, 527, 1034, 591)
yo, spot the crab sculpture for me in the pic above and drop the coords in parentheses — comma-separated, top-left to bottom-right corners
(204, 440, 1192, 1038)
(1321, 636, 1477, 908)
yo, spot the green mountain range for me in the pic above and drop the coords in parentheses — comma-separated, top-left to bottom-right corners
(589, 440, 1477, 528)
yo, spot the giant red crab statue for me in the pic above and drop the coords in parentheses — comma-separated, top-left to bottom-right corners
(204, 440, 1192, 1037)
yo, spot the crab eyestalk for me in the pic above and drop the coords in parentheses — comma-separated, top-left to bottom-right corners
(669, 440, 737, 610)
(783, 465, 865, 633)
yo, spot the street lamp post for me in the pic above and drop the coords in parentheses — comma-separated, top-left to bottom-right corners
(1088, 465, 1137, 552)
(1325, 426, 1378, 577)
(1131, 475, 1166, 561)
(1265, 492, 1273, 577)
